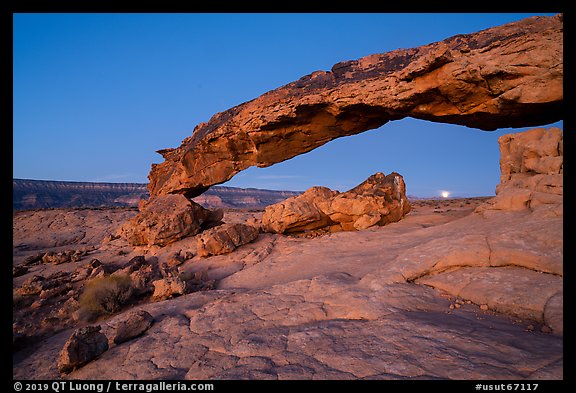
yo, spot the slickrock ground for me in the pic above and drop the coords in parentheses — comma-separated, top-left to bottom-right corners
(13, 196, 563, 380)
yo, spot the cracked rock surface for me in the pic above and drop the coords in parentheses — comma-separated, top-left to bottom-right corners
(13, 196, 562, 380)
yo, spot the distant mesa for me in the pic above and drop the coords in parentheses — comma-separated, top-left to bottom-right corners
(12, 179, 301, 211)
(12, 179, 149, 210)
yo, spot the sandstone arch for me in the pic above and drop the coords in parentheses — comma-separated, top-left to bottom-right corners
(148, 14, 562, 198)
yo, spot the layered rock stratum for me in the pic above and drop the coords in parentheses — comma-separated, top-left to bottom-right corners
(12, 179, 301, 211)
(479, 127, 563, 213)
(147, 14, 562, 198)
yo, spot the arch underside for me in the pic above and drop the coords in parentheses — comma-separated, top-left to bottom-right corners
(147, 14, 563, 198)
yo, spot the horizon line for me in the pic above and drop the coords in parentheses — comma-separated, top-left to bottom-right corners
(12, 178, 494, 199)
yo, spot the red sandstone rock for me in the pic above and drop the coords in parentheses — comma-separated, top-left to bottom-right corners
(57, 326, 108, 374)
(478, 127, 563, 213)
(120, 194, 211, 246)
(147, 15, 562, 198)
(261, 187, 337, 234)
(113, 310, 154, 345)
(151, 277, 187, 300)
(262, 172, 410, 234)
(197, 223, 260, 257)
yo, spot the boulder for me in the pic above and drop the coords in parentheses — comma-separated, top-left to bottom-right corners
(120, 255, 147, 273)
(42, 249, 88, 265)
(130, 265, 160, 296)
(42, 251, 71, 265)
(23, 252, 44, 266)
(166, 252, 185, 267)
(120, 194, 211, 246)
(152, 277, 187, 300)
(87, 265, 106, 280)
(72, 267, 91, 283)
(326, 172, 411, 230)
(13, 265, 28, 277)
(17, 275, 47, 296)
(57, 298, 80, 319)
(261, 187, 337, 234)
(57, 326, 109, 374)
(19, 272, 72, 296)
(158, 260, 178, 278)
(185, 270, 216, 292)
(246, 217, 262, 231)
(197, 223, 260, 257)
(39, 283, 72, 300)
(71, 259, 105, 282)
(353, 214, 382, 231)
(204, 208, 225, 229)
(86, 258, 103, 269)
(262, 172, 411, 234)
(113, 310, 154, 344)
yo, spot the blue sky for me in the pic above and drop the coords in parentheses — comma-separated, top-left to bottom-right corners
(13, 13, 562, 197)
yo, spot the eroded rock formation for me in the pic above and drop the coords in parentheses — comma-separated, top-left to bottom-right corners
(478, 127, 563, 214)
(196, 223, 260, 257)
(148, 14, 562, 198)
(112, 310, 154, 345)
(120, 194, 211, 246)
(57, 326, 108, 374)
(262, 172, 411, 233)
(412, 127, 564, 334)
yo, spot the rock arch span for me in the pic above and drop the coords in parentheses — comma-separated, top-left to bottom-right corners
(147, 14, 562, 199)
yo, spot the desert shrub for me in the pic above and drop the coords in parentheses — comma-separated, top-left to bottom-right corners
(79, 274, 134, 317)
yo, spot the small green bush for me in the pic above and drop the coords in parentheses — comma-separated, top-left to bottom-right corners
(79, 274, 134, 317)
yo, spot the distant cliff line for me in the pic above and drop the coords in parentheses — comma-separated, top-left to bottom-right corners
(13, 179, 302, 211)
